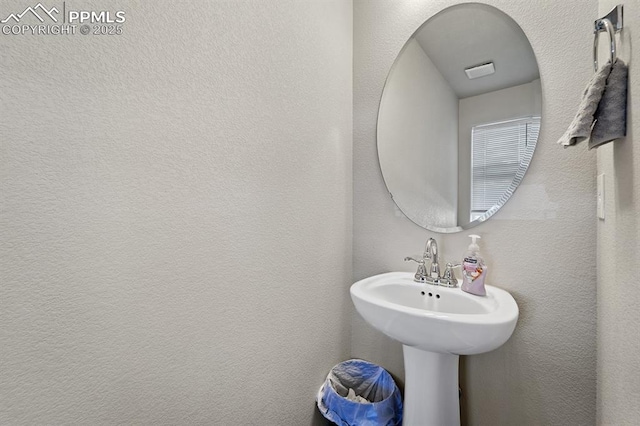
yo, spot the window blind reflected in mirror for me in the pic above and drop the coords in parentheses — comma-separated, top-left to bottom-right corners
(470, 117, 540, 221)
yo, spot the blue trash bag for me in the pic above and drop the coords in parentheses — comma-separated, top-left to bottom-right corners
(316, 359, 402, 426)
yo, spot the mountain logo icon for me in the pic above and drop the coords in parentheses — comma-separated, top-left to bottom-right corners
(1, 3, 59, 23)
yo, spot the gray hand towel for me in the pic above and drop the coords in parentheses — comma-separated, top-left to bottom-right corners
(557, 61, 612, 147)
(589, 59, 628, 149)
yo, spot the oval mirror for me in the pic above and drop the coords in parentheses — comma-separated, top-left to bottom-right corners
(377, 3, 541, 233)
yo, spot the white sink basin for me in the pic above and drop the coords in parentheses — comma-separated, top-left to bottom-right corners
(350, 271, 518, 355)
(350, 272, 519, 425)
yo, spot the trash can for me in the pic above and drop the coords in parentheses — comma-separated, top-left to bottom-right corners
(316, 359, 402, 426)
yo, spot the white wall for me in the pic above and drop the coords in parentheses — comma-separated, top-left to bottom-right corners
(353, 1, 597, 424)
(0, 1, 352, 424)
(596, 0, 640, 423)
(458, 79, 542, 222)
(378, 38, 459, 228)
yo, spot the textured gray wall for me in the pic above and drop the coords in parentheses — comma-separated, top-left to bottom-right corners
(0, 1, 352, 424)
(353, 0, 597, 424)
(596, 0, 640, 424)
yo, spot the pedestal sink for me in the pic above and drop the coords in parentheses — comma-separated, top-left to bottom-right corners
(350, 272, 518, 426)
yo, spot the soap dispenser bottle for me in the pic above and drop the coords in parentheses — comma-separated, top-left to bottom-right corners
(461, 235, 487, 296)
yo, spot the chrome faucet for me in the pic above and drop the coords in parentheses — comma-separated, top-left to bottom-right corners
(425, 238, 440, 280)
(405, 238, 459, 287)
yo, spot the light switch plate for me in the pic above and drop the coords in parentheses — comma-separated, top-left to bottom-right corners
(597, 173, 605, 220)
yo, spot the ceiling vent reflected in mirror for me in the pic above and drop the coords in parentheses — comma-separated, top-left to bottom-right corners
(465, 62, 495, 80)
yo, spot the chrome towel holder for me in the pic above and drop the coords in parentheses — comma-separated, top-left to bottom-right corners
(593, 4, 624, 71)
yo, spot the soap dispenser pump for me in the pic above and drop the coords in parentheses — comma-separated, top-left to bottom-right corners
(461, 235, 487, 296)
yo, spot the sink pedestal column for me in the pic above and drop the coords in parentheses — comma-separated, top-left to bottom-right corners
(402, 345, 460, 426)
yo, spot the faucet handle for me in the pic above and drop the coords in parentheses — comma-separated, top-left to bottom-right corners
(441, 262, 461, 287)
(405, 256, 428, 283)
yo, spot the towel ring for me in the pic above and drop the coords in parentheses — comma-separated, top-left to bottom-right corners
(593, 18, 616, 71)
(593, 4, 624, 72)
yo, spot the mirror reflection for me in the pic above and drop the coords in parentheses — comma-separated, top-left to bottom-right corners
(377, 3, 541, 233)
